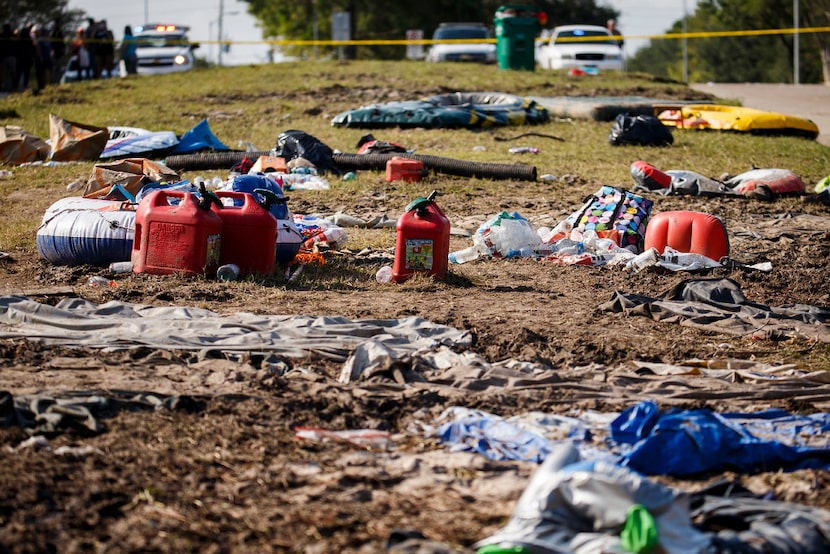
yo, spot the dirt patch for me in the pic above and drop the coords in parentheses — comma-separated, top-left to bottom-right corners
(1, 86, 830, 552)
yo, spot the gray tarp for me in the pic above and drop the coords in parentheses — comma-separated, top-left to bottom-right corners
(600, 278, 830, 342)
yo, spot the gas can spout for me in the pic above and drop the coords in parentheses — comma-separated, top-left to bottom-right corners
(426, 190, 438, 202)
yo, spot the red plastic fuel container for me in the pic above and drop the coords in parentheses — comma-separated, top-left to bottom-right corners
(212, 190, 277, 277)
(386, 157, 425, 183)
(132, 189, 223, 276)
(392, 190, 450, 283)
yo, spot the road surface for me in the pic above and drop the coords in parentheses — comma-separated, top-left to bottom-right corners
(689, 83, 830, 147)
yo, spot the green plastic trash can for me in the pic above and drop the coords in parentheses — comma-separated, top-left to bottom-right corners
(494, 4, 540, 71)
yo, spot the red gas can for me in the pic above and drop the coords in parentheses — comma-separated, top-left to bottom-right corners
(212, 191, 277, 277)
(392, 191, 450, 283)
(132, 190, 223, 276)
(386, 157, 425, 183)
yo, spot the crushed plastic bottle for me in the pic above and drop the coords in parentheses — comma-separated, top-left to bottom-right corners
(87, 275, 115, 287)
(216, 264, 241, 282)
(626, 248, 660, 273)
(109, 261, 133, 274)
(508, 147, 539, 154)
(375, 265, 393, 283)
(449, 245, 482, 264)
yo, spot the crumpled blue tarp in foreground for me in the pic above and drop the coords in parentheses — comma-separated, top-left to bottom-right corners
(431, 401, 830, 477)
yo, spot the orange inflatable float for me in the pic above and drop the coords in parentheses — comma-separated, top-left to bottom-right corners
(644, 210, 729, 261)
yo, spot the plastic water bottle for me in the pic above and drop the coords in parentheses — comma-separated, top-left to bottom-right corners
(508, 147, 539, 154)
(626, 248, 660, 273)
(375, 265, 393, 283)
(302, 227, 348, 250)
(109, 261, 133, 274)
(87, 275, 115, 287)
(449, 245, 481, 264)
(216, 264, 241, 282)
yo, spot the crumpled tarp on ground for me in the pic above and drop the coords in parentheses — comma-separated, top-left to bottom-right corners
(600, 277, 830, 342)
(0, 125, 51, 165)
(529, 96, 708, 122)
(426, 402, 830, 476)
(331, 92, 549, 129)
(83, 158, 181, 198)
(0, 295, 469, 364)
(49, 113, 109, 162)
(475, 443, 830, 554)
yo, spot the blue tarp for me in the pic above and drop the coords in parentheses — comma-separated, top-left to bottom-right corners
(611, 400, 830, 476)
(431, 402, 830, 478)
(169, 118, 230, 154)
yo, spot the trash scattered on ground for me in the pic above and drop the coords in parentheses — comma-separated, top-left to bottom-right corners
(631, 161, 808, 200)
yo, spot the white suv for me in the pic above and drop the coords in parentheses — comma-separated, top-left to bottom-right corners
(536, 24, 624, 72)
(426, 22, 496, 64)
(134, 24, 198, 75)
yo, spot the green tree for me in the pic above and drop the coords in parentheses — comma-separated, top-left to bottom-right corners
(244, 0, 618, 60)
(628, 0, 829, 84)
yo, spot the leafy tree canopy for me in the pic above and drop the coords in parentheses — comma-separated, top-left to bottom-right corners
(244, 0, 618, 59)
(627, 0, 830, 84)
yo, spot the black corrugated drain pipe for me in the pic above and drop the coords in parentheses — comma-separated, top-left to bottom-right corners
(164, 151, 537, 182)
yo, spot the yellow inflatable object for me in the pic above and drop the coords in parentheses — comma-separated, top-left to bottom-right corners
(654, 104, 819, 139)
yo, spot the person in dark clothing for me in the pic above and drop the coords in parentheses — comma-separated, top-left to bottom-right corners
(94, 20, 115, 78)
(32, 24, 53, 93)
(14, 23, 36, 92)
(83, 18, 97, 77)
(119, 25, 138, 75)
(50, 17, 66, 83)
(0, 23, 16, 92)
(607, 19, 624, 48)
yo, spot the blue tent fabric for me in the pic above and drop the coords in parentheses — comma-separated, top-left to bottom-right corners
(429, 403, 830, 478)
(169, 119, 230, 154)
(611, 400, 830, 476)
(331, 92, 550, 129)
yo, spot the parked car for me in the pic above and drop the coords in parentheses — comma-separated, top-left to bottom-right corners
(426, 22, 496, 64)
(536, 24, 624, 72)
(134, 23, 198, 75)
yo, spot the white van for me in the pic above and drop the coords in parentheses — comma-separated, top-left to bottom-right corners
(134, 24, 199, 75)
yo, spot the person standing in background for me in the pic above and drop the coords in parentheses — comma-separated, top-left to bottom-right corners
(83, 17, 97, 77)
(0, 23, 16, 92)
(94, 20, 115, 78)
(71, 27, 91, 80)
(32, 24, 53, 93)
(119, 25, 138, 75)
(50, 17, 66, 83)
(607, 19, 624, 48)
(14, 23, 36, 92)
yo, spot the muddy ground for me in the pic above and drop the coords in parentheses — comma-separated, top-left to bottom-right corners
(1, 84, 830, 553)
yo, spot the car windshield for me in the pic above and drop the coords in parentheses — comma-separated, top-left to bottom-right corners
(554, 29, 617, 45)
(434, 27, 489, 40)
(136, 33, 188, 48)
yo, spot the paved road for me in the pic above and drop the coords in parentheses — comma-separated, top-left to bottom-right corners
(689, 83, 830, 147)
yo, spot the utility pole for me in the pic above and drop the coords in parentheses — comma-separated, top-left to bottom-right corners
(682, 0, 689, 83)
(794, 0, 800, 85)
(218, 0, 225, 66)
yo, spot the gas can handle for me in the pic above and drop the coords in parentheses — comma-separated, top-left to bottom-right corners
(404, 190, 438, 213)
(197, 183, 223, 211)
(253, 188, 289, 210)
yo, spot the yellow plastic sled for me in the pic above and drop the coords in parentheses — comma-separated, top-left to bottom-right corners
(654, 104, 819, 139)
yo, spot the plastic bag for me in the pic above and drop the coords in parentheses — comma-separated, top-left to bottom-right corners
(609, 113, 673, 146)
(274, 130, 340, 175)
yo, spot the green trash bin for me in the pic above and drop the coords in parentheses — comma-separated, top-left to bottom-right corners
(494, 4, 540, 71)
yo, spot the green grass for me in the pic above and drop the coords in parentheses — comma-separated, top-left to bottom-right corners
(2, 60, 829, 256)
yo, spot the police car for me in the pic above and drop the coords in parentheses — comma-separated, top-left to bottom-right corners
(134, 24, 199, 75)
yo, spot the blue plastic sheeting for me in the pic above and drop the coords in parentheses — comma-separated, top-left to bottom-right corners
(168, 119, 230, 154)
(431, 403, 830, 477)
(433, 407, 614, 464)
(611, 400, 830, 476)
